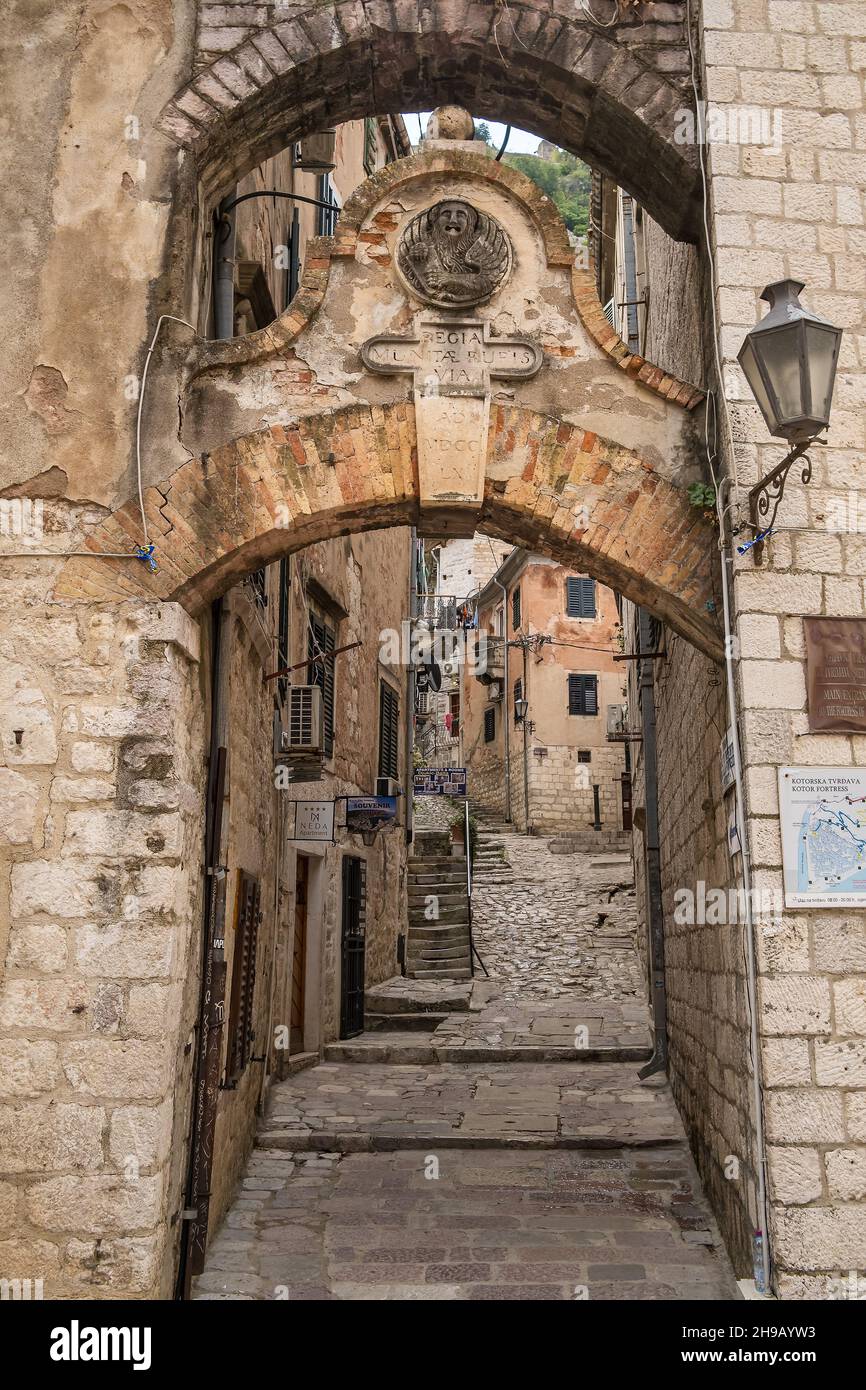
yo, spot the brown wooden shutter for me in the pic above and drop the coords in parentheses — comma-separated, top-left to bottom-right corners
(226, 871, 261, 1081)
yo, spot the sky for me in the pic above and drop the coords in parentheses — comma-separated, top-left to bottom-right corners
(405, 114, 542, 156)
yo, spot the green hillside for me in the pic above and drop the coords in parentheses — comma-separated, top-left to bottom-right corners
(503, 149, 591, 238)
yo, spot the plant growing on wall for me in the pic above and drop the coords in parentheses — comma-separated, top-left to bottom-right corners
(687, 482, 719, 527)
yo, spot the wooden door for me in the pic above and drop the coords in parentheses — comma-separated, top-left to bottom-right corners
(340, 856, 366, 1039)
(290, 856, 309, 1054)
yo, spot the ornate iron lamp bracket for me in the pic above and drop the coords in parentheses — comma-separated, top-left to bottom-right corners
(745, 438, 818, 565)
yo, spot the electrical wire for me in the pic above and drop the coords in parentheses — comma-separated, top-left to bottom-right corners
(137, 314, 197, 545)
(579, 0, 621, 28)
(3, 314, 196, 568)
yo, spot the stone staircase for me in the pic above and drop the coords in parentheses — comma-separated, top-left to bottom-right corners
(470, 808, 513, 882)
(406, 836, 472, 980)
(363, 978, 472, 1032)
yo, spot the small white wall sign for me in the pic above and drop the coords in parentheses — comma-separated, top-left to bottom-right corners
(292, 800, 335, 842)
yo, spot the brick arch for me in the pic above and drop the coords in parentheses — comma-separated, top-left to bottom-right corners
(54, 403, 721, 661)
(159, 2, 702, 241)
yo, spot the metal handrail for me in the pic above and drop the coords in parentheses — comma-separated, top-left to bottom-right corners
(464, 799, 488, 979)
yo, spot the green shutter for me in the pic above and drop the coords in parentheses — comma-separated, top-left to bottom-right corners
(566, 577, 596, 618)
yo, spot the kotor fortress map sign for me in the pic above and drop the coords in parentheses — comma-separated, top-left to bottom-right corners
(779, 766, 866, 907)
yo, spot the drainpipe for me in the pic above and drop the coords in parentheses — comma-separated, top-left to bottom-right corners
(521, 640, 531, 834)
(214, 193, 237, 339)
(636, 607, 668, 1081)
(177, 206, 237, 1294)
(718, 480, 772, 1294)
(490, 576, 511, 822)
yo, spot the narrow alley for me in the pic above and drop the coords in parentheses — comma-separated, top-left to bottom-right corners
(194, 830, 738, 1301)
(8, 7, 866, 1327)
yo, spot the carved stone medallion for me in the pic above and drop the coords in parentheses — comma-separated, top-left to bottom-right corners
(396, 199, 512, 309)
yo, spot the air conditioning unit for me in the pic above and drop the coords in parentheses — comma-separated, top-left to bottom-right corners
(275, 686, 325, 761)
(442, 658, 460, 679)
(376, 777, 401, 798)
(606, 703, 627, 739)
(488, 682, 502, 702)
(293, 130, 336, 171)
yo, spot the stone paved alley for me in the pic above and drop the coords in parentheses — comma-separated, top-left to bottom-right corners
(195, 837, 738, 1301)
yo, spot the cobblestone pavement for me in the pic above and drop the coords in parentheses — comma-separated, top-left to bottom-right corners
(471, 833, 645, 1002)
(193, 1146, 738, 1301)
(257, 1061, 681, 1149)
(326, 988, 651, 1061)
(195, 836, 741, 1300)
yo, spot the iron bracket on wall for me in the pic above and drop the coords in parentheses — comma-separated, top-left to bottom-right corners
(743, 438, 818, 565)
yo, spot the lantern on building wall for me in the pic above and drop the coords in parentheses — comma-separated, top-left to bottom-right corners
(737, 280, 841, 443)
(737, 279, 843, 564)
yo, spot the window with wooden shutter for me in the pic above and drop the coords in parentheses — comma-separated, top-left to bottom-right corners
(316, 173, 339, 236)
(378, 681, 399, 780)
(449, 690, 460, 740)
(566, 576, 596, 619)
(568, 674, 598, 716)
(484, 706, 496, 743)
(308, 614, 336, 758)
(512, 586, 521, 631)
(226, 871, 261, 1081)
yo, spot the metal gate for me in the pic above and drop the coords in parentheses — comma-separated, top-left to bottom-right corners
(340, 855, 366, 1038)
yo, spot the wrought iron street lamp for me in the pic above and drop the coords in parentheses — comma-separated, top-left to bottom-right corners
(737, 279, 842, 563)
(738, 279, 841, 443)
(515, 696, 528, 723)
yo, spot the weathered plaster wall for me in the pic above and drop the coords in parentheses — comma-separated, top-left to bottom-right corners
(462, 560, 626, 833)
(1, 0, 196, 507)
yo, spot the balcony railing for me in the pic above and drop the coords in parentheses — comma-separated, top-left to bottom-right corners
(414, 594, 476, 629)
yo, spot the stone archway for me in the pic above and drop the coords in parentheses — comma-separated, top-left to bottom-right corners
(55, 143, 719, 658)
(159, 1, 702, 241)
(55, 402, 719, 658)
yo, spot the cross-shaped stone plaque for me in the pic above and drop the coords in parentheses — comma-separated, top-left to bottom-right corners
(360, 318, 543, 526)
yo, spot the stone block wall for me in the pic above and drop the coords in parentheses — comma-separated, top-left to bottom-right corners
(525, 743, 626, 835)
(701, 0, 866, 1293)
(654, 632, 756, 1275)
(0, 600, 206, 1298)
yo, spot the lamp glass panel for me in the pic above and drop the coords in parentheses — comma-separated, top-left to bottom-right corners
(756, 325, 804, 425)
(804, 323, 839, 422)
(739, 336, 777, 432)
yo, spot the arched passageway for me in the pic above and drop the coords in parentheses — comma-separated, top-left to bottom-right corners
(55, 402, 720, 659)
(160, 1, 702, 241)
